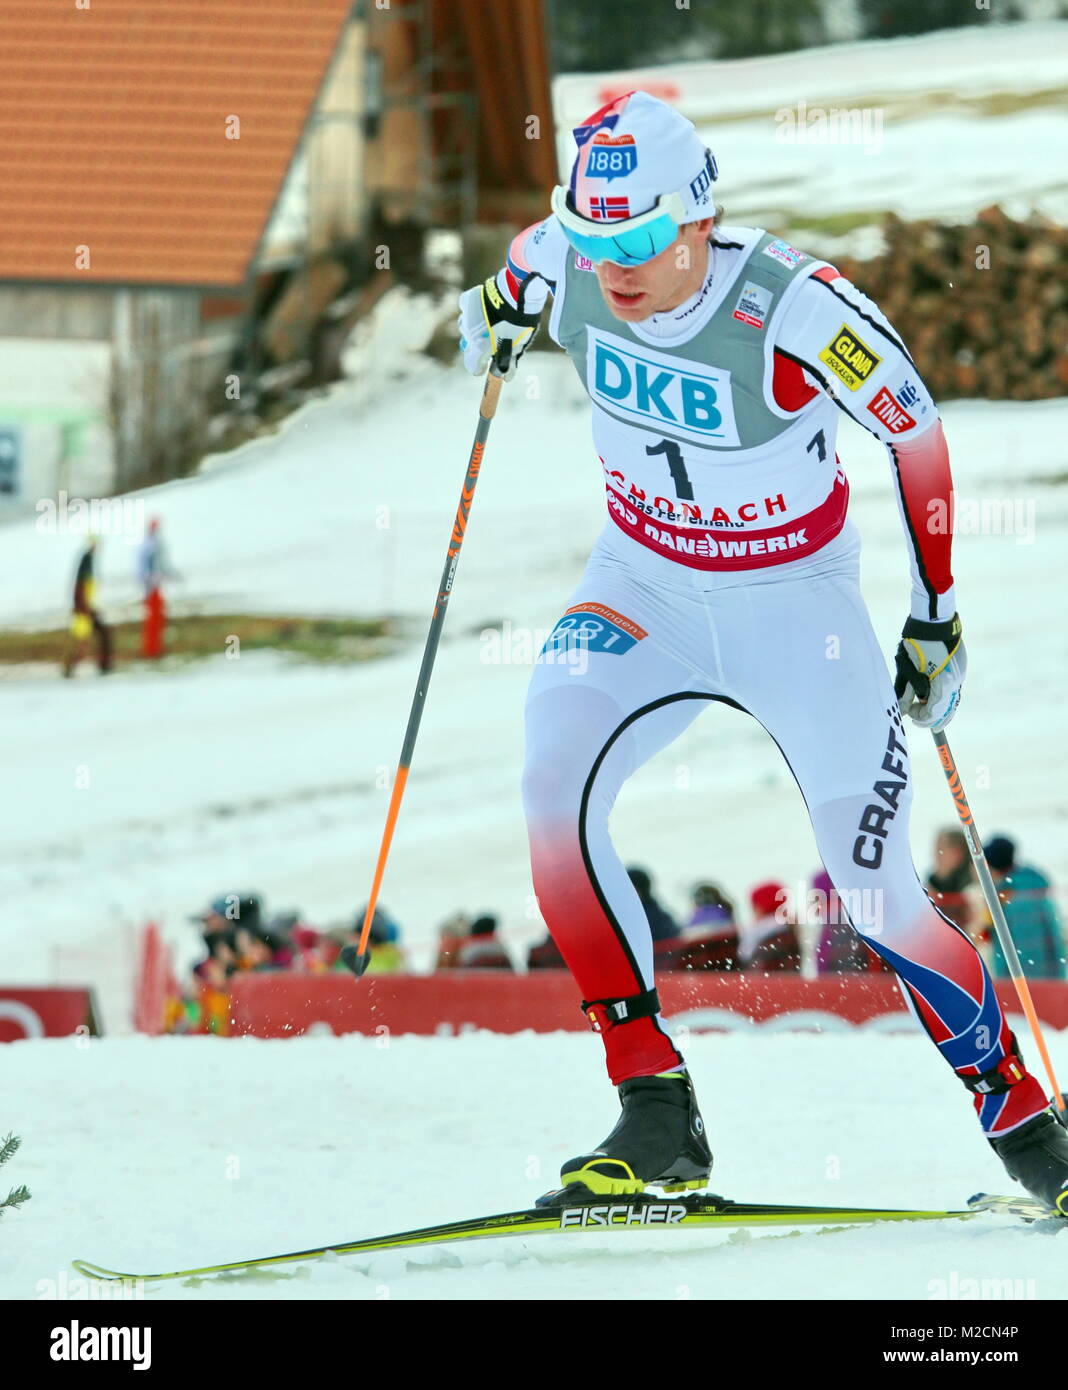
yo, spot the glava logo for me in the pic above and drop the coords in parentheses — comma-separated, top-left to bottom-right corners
(587, 330, 740, 446)
(819, 325, 881, 392)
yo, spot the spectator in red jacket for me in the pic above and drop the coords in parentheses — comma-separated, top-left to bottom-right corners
(740, 881, 801, 972)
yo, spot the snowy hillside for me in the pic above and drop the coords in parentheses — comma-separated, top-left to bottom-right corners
(3, 334, 1066, 1028)
(555, 22, 1068, 236)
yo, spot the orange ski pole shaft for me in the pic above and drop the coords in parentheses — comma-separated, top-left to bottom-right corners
(932, 729, 1066, 1117)
(342, 371, 504, 976)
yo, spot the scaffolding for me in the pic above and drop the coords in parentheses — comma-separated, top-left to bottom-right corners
(363, 0, 479, 232)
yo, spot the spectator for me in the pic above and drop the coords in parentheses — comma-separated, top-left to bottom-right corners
(234, 923, 293, 972)
(329, 905, 406, 974)
(62, 535, 112, 676)
(288, 922, 329, 971)
(193, 933, 238, 989)
(740, 881, 801, 972)
(190, 892, 261, 979)
(363, 906, 407, 974)
(627, 866, 680, 943)
(456, 915, 513, 970)
(527, 933, 566, 969)
(435, 912, 470, 969)
(353, 904, 400, 945)
(137, 516, 179, 659)
(927, 828, 978, 941)
(812, 868, 882, 973)
(686, 881, 735, 934)
(984, 836, 1067, 980)
(679, 882, 739, 971)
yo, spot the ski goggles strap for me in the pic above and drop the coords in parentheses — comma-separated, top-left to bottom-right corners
(581, 986, 661, 1032)
(551, 185, 686, 267)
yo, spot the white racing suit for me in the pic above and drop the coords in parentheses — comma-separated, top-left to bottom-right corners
(496, 218, 1046, 1137)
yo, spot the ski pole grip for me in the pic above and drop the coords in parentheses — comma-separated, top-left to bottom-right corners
(480, 371, 504, 419)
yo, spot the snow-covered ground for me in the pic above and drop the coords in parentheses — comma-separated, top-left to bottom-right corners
(6, 1031, 1067, 1301)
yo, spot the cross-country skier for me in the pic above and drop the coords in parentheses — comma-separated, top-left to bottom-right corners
(457, 92, 1068, 1213)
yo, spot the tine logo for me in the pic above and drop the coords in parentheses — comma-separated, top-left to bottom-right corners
(866, 385, 915, 434)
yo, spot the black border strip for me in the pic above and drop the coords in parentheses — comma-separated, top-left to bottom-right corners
(576, 690, 744, 1029)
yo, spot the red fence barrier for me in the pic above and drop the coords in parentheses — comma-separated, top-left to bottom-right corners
(226, 971, 1068, 1038)
(134, 922, 182, 1035)
(0, 988, 101, 1042)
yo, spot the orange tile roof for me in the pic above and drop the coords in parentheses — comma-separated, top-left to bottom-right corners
(0, 0, 355, 288)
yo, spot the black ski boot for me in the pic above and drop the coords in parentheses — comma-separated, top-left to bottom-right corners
(989, 1109, 1068, 1216)
(558, 1071, 712, 1197)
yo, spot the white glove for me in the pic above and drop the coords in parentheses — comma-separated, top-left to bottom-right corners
(894, 614, 966, 731)
(457, 276, 540, 381)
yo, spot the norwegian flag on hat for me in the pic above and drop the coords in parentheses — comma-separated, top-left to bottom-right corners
(588, 196, 631, 221)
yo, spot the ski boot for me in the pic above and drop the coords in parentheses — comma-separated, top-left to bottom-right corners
(557, 1071, 712, 1198)
(989, 1108, 1068, 1217)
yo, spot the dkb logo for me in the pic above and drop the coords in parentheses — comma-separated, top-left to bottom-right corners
(586, 330, 739, 446)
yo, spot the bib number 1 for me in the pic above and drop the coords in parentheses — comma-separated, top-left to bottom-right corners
(645, 438, 694, 501)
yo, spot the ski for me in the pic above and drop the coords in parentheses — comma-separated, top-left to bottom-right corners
(72, 1191, 976, 1284)
(967, 1192, 1063, 1222)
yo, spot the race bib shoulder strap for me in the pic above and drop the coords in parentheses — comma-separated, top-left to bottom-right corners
(556, 228, 831, 453)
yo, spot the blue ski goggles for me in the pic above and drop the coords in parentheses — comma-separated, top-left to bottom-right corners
(550, 186, 687, 267)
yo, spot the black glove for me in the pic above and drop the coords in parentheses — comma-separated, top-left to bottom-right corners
(893, 613, 966, 730)
(457, 277, 540, 380)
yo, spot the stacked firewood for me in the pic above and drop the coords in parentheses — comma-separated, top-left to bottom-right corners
(836, 207, 1068, 401)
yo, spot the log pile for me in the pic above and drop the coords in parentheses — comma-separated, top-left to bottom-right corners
(834, 207, 1068, 401)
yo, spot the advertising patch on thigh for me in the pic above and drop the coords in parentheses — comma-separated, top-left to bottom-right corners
(541, 603, 648, 659)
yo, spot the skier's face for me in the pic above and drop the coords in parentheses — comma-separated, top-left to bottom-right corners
(594, 218, 714, 322)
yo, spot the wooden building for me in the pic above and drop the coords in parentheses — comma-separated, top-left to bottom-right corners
(0, 0, 554, 512)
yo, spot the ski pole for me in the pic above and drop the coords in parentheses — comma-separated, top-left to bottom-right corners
(931, 729, 1067, 1119)
(341, 370, 504, 977)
